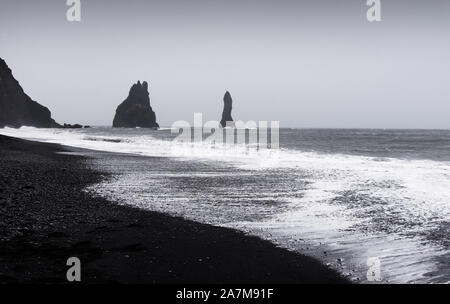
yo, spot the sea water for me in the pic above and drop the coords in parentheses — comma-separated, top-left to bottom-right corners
(2, 127, 450, 283)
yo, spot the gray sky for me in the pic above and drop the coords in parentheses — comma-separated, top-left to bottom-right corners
(1, 0, 449, 128)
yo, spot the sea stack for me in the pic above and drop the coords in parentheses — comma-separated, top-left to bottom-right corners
(220, 91, 234, 128)
(113, 81, 159, 129)
(0, 58, 59, 128)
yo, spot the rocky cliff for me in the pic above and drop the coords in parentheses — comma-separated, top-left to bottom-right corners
(0, 58, 59, 128)
(113, 81, 159, 129)
(220, 91, 234, 128)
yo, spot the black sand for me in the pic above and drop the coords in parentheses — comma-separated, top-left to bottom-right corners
(0, 135, 347, 284)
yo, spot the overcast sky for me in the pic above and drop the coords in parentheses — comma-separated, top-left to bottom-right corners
(1, 0, 449, 128)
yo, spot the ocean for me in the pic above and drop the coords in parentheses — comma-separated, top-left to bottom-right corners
(1, 127, 450, 283)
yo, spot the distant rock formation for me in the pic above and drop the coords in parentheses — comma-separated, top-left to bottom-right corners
(62, 123, 90, 129)
(113, 81, 159, 129)
(220, 91, 234, 128)
(0, 58, 59, 128)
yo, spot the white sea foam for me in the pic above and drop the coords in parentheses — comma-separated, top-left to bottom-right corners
(0, 126, 280, 166)
(2, 127, 450, 234)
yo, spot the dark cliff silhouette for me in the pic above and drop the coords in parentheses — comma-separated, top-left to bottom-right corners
(220, 91, 234, 128)
(113, 81, 159, 129)
(0, 58, 59, 128)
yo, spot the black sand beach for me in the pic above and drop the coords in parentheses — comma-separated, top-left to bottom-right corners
(0, 135, 347, 284)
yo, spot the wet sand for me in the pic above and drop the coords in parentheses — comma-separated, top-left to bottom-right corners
(0, 135, 347, 284)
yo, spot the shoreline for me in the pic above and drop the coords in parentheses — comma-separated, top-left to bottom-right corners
(0, 134, 348, 284)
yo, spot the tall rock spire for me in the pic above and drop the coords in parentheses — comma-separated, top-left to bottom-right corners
(220, 91, 234, 128)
